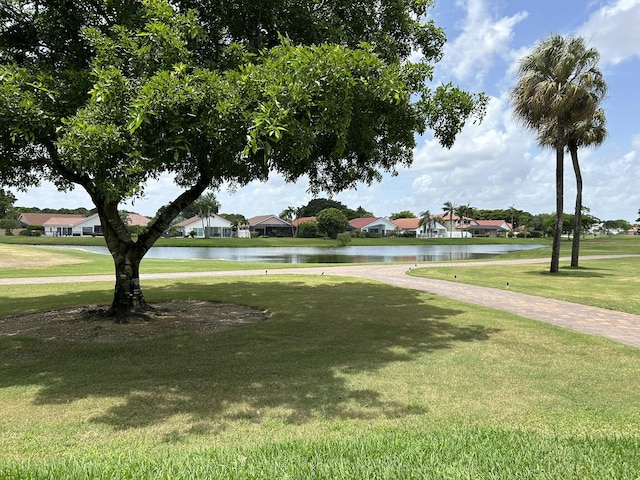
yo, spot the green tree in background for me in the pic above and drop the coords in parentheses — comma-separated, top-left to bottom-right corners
(390, 210, 416, 220)
(298, 199, 347, 218)
(0, 189, 16, 218)
(297, 221, 319, 238)
(342, 206, 374, 220)
(317, 208, 349, 239)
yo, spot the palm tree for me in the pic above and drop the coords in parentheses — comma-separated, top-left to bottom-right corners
(193, 191, 220, 238)
(455, 203, 472, 237)
(442, 201, 457, 238)
(511, 35, 607, 273)
(419, 210, 433, 238)
(567, 109, 607, 266)
(540, 109, 607, 267)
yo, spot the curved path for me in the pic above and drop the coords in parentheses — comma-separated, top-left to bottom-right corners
(2, 255, 639, 348)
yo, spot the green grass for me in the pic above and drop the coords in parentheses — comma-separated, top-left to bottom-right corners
(1, 236, 640, 478)
(493, 234, 640, 259)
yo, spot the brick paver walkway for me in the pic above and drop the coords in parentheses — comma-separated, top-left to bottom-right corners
(2, 255, 639, 348)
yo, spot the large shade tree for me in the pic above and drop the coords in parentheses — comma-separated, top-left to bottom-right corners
(511, 34, 607, 273)
(0, 0, 486, 319)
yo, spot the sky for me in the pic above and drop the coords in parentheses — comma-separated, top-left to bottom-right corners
(11, 0, 640, 223)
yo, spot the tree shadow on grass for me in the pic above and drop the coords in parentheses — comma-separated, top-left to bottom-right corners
(0, 279, 500, 434)
(521, 265, 614, 279)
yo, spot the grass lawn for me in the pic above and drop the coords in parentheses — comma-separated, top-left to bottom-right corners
(1, 237, 639, 478)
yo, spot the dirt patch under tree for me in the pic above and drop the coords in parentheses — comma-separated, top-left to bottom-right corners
(0, 301, 270, 342)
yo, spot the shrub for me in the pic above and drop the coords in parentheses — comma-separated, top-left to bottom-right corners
(316, 208, 348, 239)
(336, 232, 352, 246)
(297, 221, 319, 238)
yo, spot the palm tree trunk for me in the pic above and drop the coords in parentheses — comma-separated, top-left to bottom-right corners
(569, 142, 582, 267)
(449, 213, 453, 238)
(551, 145, 564, 273)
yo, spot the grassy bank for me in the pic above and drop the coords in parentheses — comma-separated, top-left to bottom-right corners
(1, 236, 639, 478)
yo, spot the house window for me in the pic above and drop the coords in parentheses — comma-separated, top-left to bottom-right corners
(82, 227, 93, 235)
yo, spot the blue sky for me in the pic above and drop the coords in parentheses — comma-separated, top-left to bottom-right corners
(12, 0, 640, 222)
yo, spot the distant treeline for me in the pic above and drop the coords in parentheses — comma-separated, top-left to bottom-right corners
(15, 207, 98, 216)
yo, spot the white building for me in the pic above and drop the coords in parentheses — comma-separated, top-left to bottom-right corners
(392, 217, 448, 238)
(176, 214, 233, 238)
(348, 217, 398, 236)
(41, 213, 149, 237)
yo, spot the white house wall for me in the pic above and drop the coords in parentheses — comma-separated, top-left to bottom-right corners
(362, 219, 397, 235)
(181, 215, 233, 238)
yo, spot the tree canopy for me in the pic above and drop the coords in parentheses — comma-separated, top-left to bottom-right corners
(390, 210, 416, 220)
(316, 208, 349, 239)
(0, 0, 486, 317)
(0, 188, 16, 218)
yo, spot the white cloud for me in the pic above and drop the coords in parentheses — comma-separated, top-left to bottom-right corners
(408, 94, 550, 213)
(440, 0, 528, 84)
(579, 0, 640, 64)
(12, 183, 92, 211)
(581, 148, 640, 219)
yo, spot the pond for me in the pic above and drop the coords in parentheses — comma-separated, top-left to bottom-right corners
(61, 244, 544, 264)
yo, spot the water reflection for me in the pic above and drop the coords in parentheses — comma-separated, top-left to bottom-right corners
(61, 244, 543, 264)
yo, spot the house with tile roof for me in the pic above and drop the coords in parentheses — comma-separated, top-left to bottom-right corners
(248, 215, 294, 237)
(18, 211, 150, 237)
(392, 217, 447, 238)
(175, 214, 233, 238)
(468, 220, 512, 237)
(348, 217, 397, 237)
(18, 212, 85, 229)
(291, 216, 316, 227)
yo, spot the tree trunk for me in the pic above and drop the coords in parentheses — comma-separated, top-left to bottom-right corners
(110, 246, 151, 320)
(569, 142, 582, 268)
(550, 144, 564, 273)
(95, 179, 213, 320)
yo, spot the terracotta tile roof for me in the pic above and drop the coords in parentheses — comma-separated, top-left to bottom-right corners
(348, 217, 381, 229)
(474, 220, 510, 227)
(248, 215, 274, 225)
(392, 218, 420, 229)
(19, 212, 85, 225)
(291, 216, 316, 226)
(125, 213, 150, 227)
(43, 216, 87, 227)
(175, 216, 201, 227)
